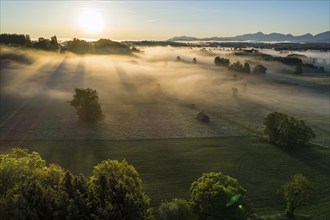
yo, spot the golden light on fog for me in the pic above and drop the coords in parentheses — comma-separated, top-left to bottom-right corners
(79, 9, 105, 34)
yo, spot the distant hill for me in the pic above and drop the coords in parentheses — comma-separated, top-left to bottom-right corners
(168, 31, 330, 43)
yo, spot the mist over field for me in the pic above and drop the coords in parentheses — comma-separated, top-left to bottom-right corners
(1, 46, 329, 147)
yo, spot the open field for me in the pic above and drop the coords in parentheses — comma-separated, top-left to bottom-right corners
(1, 46, 329, 146)
(1, 46, 329, 218)
(0, 137, 329, 218)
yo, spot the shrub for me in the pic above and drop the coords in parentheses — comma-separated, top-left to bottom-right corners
(158, 198, 193, 220)
(253, 65, 267, 74)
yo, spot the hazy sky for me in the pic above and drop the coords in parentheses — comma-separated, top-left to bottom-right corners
(1, 1, 329, 40)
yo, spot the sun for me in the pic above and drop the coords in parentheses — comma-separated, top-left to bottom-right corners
(79, 9, 105, 34)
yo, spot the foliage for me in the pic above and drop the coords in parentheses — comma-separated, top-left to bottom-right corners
(243, 63, 251, 73)
(0, 149, 152, 220)
(64, 38, 95, 54)
(93, 39, 131, 54)
(33, 36, 59, 51)
(0, 148, 66, 219)
(158, 198, 193, 220)
(62, 38, 131, 54)
(294, 64, 303, 75)
(229, 61, 251, 73)
(190, 172, 251, 220)
(281, 174, 313, 218)
(214, 56, 230, 67)
(0, 33, 32, 46)
(253, 64, 267, 74)
(88, 159, 151, 220)
(233, 50, 303, 66)
(69, 88, 104, 122)
(0, 34, 60, 51)
(263, 112, 316, 150)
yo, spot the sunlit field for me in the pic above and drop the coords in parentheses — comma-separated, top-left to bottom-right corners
(1, 46, 329, 146)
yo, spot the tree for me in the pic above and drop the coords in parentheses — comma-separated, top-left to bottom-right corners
(158, 198, 193, 220)
(294, 64, 303, 75)
(214, 56, 230, 67)
(253, 65, 267, 74)
(50, 35, 59, 51)
(0, 148, 66, 220)
(69, 88, 104, 122)
(88, 160, 151, 220)
(263, 112, 315, 150)
(243, 63, 251, 73)
(281, 174, 313, 218)
(190, 172, 251, 220)
(0, 33, 32, 46)
(229, 61, 243, 72)
(93, 39, 131, 54)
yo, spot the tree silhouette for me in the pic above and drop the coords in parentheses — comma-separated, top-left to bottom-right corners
(69, 88, 104, 122)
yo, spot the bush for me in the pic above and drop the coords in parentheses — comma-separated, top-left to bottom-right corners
(229, 61, 251, 74)
(214, 56, 230, 67)
(253, 65, 267, 74)
(158, 198, 193, 220)
(294, 64, 303, 75)
(69, 88, 104, 122)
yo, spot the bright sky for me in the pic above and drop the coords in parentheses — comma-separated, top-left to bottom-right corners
(1, 1, 329, 41)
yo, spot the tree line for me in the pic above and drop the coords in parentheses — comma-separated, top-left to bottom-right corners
(214, 56, 267, 74)
(0, 33, 132, 55)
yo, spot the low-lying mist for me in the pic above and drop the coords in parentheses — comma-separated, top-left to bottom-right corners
(1, 45, 329, 147)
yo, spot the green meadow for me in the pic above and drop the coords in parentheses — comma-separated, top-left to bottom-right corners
(1, 136, 329, 218)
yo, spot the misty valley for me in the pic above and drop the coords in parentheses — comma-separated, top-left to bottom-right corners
(1, 41, 329, 219)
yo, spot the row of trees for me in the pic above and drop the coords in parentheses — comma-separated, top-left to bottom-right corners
(0, 148, 313, 220)
(62, 38, 131, 54)
(0, 34, 132, 55)
(214, 56, 268, 74)
(0, 34, 60, 51)
(228, 61, 251, 73)
(214, 56, 251, 73)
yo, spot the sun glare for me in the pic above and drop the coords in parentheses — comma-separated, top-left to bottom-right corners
(79, 9, 105, 34)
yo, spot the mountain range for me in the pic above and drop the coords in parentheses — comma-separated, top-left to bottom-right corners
(168, 31, 330, 43)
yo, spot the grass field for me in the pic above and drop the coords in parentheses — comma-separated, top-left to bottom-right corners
(1, 136, 329, 218)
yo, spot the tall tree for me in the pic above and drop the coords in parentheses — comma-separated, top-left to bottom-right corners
(281, 174, 313, 218)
